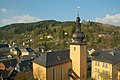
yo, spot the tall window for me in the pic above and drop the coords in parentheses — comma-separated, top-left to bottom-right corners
(95, 61, 97, 66)
(106, 63, 108, 68)
(74, 47, 76, 51)
(61, 66, 63, 80)
(52, 68, 56, 80)
(98, 62, 100, 66)
(102, 70, 105, 74)
(103, 62, 108, 68)
(103, 63, 105, 67)
(38, 67, 40, 80)
(82, 46, 85, 51)
(95, 61, 100, 66)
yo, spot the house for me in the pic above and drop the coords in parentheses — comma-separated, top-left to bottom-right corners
(98, 32, 110, 38)
(10, 47, 21, 57)
(21, 48, 34, 56)
(0, 70, 11, 79)
(118, 70, 120, 80)
(91, 46, 120, 80)
(0, 44, 10, 53)
(19, 59, 33, 71)
(0, 58, 17, 71)
(87, 48, 95, 55)
(33, 12, 87, 80)
(0, 53, 12, 60)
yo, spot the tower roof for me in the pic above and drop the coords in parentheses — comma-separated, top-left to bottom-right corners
(72, 7, 85, 43)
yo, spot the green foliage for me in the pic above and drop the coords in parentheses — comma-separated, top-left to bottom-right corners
(0, 20, 120, 50)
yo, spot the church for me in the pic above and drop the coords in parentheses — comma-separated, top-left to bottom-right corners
(33, 11, 87, 80)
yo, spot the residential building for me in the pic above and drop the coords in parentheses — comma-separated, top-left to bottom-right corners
(33, 11, 87, 80)
(21, 48, 34, 56)
(0, 44, 9, 53)
(19, 59, 33, 71)
(10, 47, 21, 57)
(0, 58, 17, 71)
(11, 47, 34, 56)
(91, 47, 120, 80)
(118, 70, 120, 80)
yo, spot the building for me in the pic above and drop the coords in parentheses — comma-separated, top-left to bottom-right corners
(33, 10, 87, 80)
(0, 58, 17, 71)
(0, 44, 10, 53)
(21, 48, 34, 56)
(118, 70, 120, 80)
(11, 47, 34, 56)
(91, 47, 120, 80)
(19, 59, 33, 71)
(10, 47, 21, 57)
(33, 50, 71, 80)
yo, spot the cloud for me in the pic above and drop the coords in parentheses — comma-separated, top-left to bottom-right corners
(0, 8, 12, 14)
(0, 14, 41, 27)
(95, 14, 120, 26)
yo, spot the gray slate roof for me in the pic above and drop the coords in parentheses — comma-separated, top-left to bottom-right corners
(33, 50, 71, 67)
(0, 44, 9, 48)
(0, 58, 17, 68)
(92, 46, 120, 64)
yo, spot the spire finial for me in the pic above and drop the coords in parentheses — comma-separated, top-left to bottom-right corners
(77, 6, 80, 17)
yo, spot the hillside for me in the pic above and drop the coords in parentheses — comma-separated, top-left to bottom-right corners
(0, 20, 120, 50)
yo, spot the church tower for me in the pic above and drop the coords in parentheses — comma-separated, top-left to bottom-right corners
(70, 7, 87, 80)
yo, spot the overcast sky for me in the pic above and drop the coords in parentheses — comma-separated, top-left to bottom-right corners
(0, 0, 120, 27)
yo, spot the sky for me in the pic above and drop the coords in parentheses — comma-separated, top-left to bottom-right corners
(0, 0, 120, 27)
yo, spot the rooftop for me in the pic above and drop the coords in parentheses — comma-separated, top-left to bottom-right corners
(92, 46, 120, 64)
(0, 44, 9, 48)
(33, 50, 71, 67)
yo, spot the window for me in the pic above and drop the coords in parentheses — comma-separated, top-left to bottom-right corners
(106, 63, 108, 68)
(98, 69, 100, 73)
(103, 63, 108, 68)
(102, 70, 105, 74)
(95, 61, 97, 66)
(95, 61, 100, 66)
(38, 67, 40, 80)
(82, 46, 84, 51)
(95, 68, 100, 73)
(98, 75, 99, 79)
(74, 47, 76, 51)
(103, 63, 105, 67)
(98, 62, 100, 66)
(95, 68, 97, 72)
(94, 75, 97, 79)
(106, 71, 108, 75)
(61, 66, 63, 80)
(52, 68, 56, 80)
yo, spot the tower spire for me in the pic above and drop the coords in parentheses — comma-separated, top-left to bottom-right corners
(72, 7, 85, 43)
(77, 6, 80, 17)
(76, 6, 81, 31)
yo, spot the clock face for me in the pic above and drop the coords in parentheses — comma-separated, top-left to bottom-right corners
(73, 34, 77, 38)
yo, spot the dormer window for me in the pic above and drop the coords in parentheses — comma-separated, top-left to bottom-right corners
(57, 56, 61, 60)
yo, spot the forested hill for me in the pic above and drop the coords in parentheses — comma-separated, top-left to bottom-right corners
(0, 20, 120, 50)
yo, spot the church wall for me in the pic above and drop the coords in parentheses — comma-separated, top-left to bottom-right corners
(46, 61, 72, 80)
(33, 62, 46, 80)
